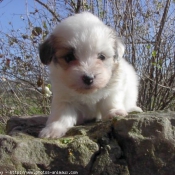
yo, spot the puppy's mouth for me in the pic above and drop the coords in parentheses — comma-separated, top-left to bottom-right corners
(71, 85, 98, 94)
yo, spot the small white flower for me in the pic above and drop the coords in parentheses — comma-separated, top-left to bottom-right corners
(44, 86, 52, 97)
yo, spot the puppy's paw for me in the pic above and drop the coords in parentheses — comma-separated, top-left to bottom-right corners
(108, 109, 128, 118)
(128, 106, 143, 113)
(39, 123, 68, 138)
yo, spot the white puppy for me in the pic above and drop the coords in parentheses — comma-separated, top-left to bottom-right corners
(39, 12, 142, 138)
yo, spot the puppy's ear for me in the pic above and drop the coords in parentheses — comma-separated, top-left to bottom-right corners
(114, 39, 125, 62)
(39, 37, 55, 65)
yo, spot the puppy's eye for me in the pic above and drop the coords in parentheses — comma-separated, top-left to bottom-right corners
(64, 54, 76, 63)
(98, 54, 106, 61)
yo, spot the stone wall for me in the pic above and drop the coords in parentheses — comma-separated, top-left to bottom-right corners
(0, 111, 175, 175)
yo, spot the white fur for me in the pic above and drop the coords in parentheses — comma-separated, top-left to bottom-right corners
(39, 12, 142, 138)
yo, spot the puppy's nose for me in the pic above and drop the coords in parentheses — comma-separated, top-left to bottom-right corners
(82, 75, 94, 85)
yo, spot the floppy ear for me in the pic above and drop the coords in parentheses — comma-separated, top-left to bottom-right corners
(114, 38, 125, 62)
(39, 37, 55, 65)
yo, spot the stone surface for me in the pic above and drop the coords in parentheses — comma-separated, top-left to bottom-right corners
(0, 111, 174, 174)
(113, 111, 175, 175)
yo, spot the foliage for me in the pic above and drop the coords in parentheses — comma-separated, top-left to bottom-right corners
(0, 0, 175, 118)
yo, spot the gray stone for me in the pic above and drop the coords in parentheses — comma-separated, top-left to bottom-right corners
(0, 111, 174, 175)
(113, 111, 175, 175)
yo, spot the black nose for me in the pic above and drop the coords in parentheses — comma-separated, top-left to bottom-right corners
(82, 75, 94, 85)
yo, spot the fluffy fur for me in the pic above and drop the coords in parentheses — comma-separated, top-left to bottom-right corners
(39, 12, 142, 138)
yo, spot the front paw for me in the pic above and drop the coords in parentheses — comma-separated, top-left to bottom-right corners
(128, 106, 143, 113)
(39, 123, 68, 138)
(108, 109, 128, 118)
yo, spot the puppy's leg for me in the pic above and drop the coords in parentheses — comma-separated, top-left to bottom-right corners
(39, 103, 77, 138)
(124, 85, 143, 113)
(98, 91, 128, 119)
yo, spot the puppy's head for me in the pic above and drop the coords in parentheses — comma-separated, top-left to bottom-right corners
(39, 12, 125, 94)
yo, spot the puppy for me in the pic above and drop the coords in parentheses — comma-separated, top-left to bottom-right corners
(39, 12, 142, 138)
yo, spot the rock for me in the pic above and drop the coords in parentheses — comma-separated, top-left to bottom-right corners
(113, 111, 175, 175)
(0, 111, 174, 174)
(6, 115, 47, 137)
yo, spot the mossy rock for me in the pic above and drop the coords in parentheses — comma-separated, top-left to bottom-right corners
(0, 111, 174, 174)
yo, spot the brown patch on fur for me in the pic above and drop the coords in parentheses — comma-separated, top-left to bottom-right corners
(57, 57, 80, 70)
(54, 48, 72, 69)
(49, 34, 67, 49)
(48, 35, 81, 70)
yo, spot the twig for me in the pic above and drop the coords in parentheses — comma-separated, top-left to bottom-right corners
(35, 0, 60, 22)
(7, 81, 21, 103)
(143, 74, 175, 91)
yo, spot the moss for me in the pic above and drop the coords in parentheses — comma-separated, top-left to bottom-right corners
(0, 123, 6, 134)
(60, 137, 74, 144)
(67, 136, 99, 166)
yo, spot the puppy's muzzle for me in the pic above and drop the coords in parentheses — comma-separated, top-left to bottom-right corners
(82, 75, 94, 86)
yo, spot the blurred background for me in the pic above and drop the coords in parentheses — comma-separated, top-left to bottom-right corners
(0, 0, 175, 122)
